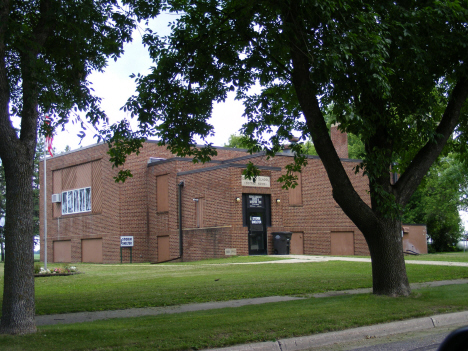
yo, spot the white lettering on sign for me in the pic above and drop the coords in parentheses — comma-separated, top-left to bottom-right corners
(251, 217, 262, 224)
(120, 236, 134, 247)
(249, 195, 263, 208)
(241, 175, 270, 188)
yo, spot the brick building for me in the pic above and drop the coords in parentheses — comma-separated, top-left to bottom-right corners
(39, 127, 376, 263)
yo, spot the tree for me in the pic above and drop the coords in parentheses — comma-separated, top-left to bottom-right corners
(33, 137, 45, 244)
(225, 133, 318, 155)
(0, 137, 42, 258)
(0, 0, 161, 334)
(123, 0, 468, 296)
(403, 156, 468, 252)
(224, 134, 251, 149)
(0, 160, 4, 262)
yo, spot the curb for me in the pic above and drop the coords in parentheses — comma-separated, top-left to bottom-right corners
(206, 311, 468, 351)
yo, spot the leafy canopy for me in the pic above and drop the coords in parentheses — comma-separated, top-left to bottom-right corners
(123, 1, 467, 204)
(403, 155, 468, 251)
(3, 0, 161, 141)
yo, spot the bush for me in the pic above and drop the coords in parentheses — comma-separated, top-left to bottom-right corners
(34, 263, 42, 274)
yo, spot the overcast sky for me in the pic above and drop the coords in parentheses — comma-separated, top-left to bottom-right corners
(52, 14, 245, 153)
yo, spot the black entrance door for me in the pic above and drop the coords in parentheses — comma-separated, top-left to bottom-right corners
(245, 194, 268, 255)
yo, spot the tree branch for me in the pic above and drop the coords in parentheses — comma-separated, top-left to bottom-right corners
(281, 2, 379, 234)
(396, 73, 468, 206)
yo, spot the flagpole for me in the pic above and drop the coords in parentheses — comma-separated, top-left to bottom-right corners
(43, 138, 47, 270)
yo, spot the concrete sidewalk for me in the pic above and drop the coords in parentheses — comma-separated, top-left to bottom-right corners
(35, 295, 304, 326)
(35, 279, 468, 327)
(205, 311, 468, 351)
(192, 255, 468, 268)
(34, 256, 468, 351)
(228, 255, 468, 268)
(34, 280, 468, 351)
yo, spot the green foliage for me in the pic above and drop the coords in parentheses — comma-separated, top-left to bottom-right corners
(224, 134, 251, 149)
(33, 264, 41, 274)
(301, 139, 318, 156)
(5, 1, 158, 128)
(348, 133, 365, 160)
(123, 0, 468, 213)
(403, 156, 468, 251)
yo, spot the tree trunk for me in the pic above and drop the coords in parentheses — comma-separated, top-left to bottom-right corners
(0, 156, 36, 334)
(365, 218, 410, 296)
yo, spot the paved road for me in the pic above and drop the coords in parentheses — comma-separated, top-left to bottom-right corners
(303, 324, 465, 350)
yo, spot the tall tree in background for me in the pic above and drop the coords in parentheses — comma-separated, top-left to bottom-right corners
(224, 134, 251, 149)
(0, 0, 160, 334)
(124, 0, 468, 296)
(403, 156, 468, 251)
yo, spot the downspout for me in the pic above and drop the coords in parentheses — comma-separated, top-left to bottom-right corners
(178, 181, 185, 260)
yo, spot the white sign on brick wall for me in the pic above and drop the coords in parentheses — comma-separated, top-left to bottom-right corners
(225, 248, 237, 256)
(120, 236, 134, 247)
(241, 175, 270, 188)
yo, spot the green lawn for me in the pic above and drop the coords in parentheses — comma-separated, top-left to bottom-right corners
(0, 256, 467, 350)
(350, 251, 468, 263)
(405, 251, 468, 262)
(0, 284, 467, 351)
(1, 257, 468, 315)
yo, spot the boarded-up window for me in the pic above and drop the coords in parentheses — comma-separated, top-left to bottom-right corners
(92, 160, 103, 213)
(81, 238, 103, 263)
(289, 172, 302, 205)
(62, 162, 91, 190)
(330, 232, 354, 256)
(195, 198, 204, 228)
(157, 175, 169, 212)
(53, 240, 71, 262)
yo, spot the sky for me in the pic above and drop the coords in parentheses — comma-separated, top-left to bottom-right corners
(52, 14, 245, 154)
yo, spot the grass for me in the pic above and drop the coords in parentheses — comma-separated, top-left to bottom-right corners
(1, 257, 467, 315)
(405, 251, 468, 262)
(350, 251, 468, 263)
(0, 283, 467, 351)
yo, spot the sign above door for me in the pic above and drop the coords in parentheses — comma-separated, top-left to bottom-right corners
(241, 175, 270, 188)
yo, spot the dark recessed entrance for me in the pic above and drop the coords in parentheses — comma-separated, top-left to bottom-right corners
(244, 194, 270, 255)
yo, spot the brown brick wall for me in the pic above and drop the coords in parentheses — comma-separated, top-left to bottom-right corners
(40, 141, 370, 264)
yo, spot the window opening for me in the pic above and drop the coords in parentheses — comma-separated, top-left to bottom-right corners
(62, 187, 92, 215)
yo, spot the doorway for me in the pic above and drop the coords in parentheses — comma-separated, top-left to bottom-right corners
(244, 194, 269, 255)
